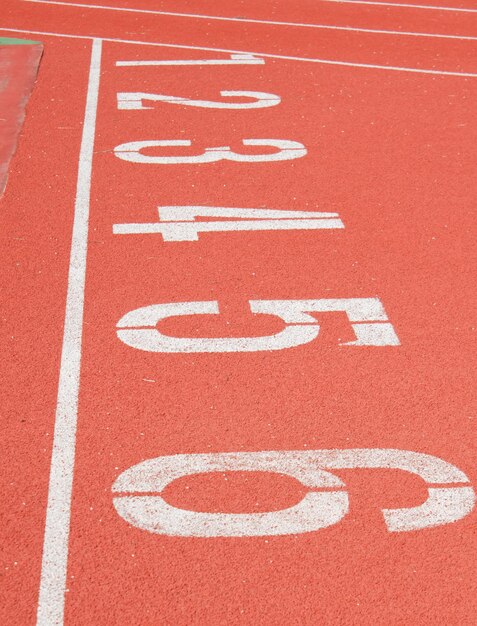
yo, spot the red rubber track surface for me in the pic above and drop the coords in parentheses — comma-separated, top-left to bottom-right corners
(0, 1, 476, 625)
(3, 0, 477, 72)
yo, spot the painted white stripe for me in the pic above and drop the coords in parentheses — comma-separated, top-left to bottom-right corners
(321, 0, 477, 14)
(2, 27, 477, 77)
(36, 38, 102, 626)
(116, 54, 265, 66)
(21, 0, 477, 41)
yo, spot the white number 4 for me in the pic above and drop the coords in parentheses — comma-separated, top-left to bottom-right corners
(113, 206, 344, 241)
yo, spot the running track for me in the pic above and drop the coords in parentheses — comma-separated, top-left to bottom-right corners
(1, 1, 476, 624)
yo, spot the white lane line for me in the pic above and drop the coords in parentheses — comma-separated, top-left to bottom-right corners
(320, 0, 477, 13)
(21, 0, 477, 41)
(2, 27, 477, 77)
(36, 37, 102, 626)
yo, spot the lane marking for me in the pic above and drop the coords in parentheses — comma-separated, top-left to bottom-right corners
(113, 206, 344, 242)
(320, 0, 477, 14)
(21, 0, 477, 41)
(116, 89, 280, 110)
(2, 28, 477, 77)
(116, 54, 265, 66)
(116, 298, 400, 352)
(36, 37, 102, 626)
(112, 449, 475, 536)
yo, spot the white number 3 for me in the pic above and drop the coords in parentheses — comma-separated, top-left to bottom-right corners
(114, 139, 307, 164)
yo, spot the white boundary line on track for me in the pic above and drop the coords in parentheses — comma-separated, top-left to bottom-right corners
(320, 0, 477, 13)
(36, 37, 102, 626)
(2, 27, 477, 77)
(21, 0, 477, 41)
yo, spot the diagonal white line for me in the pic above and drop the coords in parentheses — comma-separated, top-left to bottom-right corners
(1, 27, 477, 77)
(21, 0, 477, 41)
(36, 37, 102, 626)
(320, 0, 477, 13)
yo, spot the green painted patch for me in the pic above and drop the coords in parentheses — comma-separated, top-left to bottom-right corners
(0, 37, 41, 46)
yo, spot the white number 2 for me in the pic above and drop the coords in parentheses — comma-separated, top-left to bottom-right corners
(117, 90, 281, 110)
(114, 139, 307, 164)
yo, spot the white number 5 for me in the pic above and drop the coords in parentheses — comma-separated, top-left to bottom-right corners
(114, 139, 307, 164)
